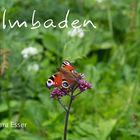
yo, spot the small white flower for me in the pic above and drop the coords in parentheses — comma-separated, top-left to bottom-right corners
(78, 30, 84, 38)
(27, 64, 39, 72)
(21, 47, 38, 59)
(96, 0, 104, 3)
(68, 28, 85, 38)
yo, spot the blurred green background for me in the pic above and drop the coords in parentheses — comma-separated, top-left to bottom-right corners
(0, 0, 140, 140)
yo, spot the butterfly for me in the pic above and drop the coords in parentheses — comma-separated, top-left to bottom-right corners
(46, 60, 82, 89)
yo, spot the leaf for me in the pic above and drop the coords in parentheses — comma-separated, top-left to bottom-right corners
(42, 32, 62, 56)
(97, 119, 117, 140)
(63, 38, 91, 61)
(6, 129, 46, 140)
(0, 100, 18, 113)
(22, 100, 49, 129)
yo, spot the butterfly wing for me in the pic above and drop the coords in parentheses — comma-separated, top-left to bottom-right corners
(53, 72, 62, 86)
(46, 72, 62, 88)
(61, 60, 75, 71)
(59, 68, 82, 89)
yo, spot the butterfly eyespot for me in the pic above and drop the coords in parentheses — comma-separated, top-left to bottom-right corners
(63, 60, 70, 66)
(62, 80, 69, 88)
(46, 79, 54, 88)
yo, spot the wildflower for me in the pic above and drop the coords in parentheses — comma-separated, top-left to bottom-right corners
(27, 63, 39, 71)
(68, 28, 84, 38)
(96, 0, 104, 3)
(78, 80, 92, 91)
(51, 88, 68, 98)
(50, 79, 92, 99)
(21, 47, 38, 58)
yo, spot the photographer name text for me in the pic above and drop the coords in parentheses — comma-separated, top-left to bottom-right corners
(0, 122, 27, 129)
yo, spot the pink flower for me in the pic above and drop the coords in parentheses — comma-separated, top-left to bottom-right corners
(51, 88, 67, 98)
(50, 80, 92, 98)
(78, 80, 92, 91)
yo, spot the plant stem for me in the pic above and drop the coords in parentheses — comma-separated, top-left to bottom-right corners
(63, 96, 73, 140)
(58, 97, 67, 112)
(75, 91, 82, 97)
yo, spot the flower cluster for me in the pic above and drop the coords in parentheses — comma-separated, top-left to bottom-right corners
(96, 0, 104, 3)
(68, 28, 84, 38)
(78, 80, 92, 91)
(27, 63, 39, 72)
(51, 88, 67, 98)
(50, 79, 92, 99)
(21, 47, 38, 59)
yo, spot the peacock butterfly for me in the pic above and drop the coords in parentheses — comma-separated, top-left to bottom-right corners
(46, 60, 82, 89)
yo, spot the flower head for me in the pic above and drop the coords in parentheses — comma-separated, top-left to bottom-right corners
(51, 88, 68, 98)
(68, 28, 84, 38)
(27, 63, 39, 71)
(21, 47, 38, 59)
(96, 0, 104, 3)
(78, 80, 92, 91)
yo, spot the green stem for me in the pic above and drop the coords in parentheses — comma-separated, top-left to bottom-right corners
(58, 98, 67, 112)
(13, 59, 26, 76)
(107, 7, 113, 37)
(75, 91, 82, 97)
